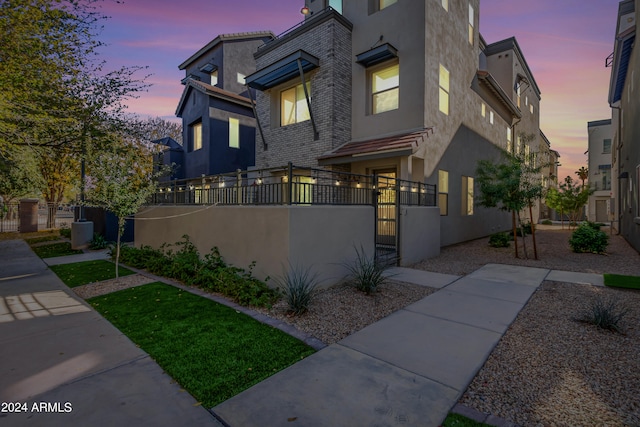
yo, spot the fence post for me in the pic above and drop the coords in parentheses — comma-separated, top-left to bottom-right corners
(287, 162, 293, 206)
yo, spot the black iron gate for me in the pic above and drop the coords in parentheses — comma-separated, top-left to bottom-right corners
(374, 172, 399, 266)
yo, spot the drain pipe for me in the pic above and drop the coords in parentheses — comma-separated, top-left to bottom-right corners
(612, 105, 622, 235)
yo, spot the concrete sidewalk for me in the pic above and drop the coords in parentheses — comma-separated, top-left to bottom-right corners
(213, 263, 554, 426)
(0, 240, 221, 426)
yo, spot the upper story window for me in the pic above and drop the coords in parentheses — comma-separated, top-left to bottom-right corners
(281, 82, 311, 126)
(371, 63, 399, 114)
(380, 0, 397, 10)
(229, 118, 239, 149)
(211, 70, 218, 86)
(603, 138, 612, 154)
(237, 73, 246, 84)
(481, 103, 486, 117)
(516, 82, 522, 109)
(191, 122, 202, 151)
(439, 64, 450, 115)
(328, 0, 342, 13)
(468, 4, 475, 45)
(489, 111, 494, 125)
(441, 0, 448, 11)
(507, 127, 512, 152)
(462, 176, 474, 216)
(439, 170, 449, 216)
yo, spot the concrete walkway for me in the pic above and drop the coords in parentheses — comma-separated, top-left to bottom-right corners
(212, 264, 599, 427)
(0, 240, 222, 426)
(1, 239, 608, 427)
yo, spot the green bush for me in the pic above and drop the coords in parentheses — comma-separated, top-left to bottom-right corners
(343, 245, 388, 295)
(89, 233, 110, 250)
(577, 295, 628, 332)
(541, 219, 553, 225)
(275, 264, 319, 315)
(569, 223, 609, 253)
(488, 232, 510, 248)
(114, 236, 277, 307)
(59, 224, 71, 239)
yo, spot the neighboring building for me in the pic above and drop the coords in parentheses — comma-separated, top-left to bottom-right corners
(175, 32, 274, 180)
(587, 119, 613, 223)
(608, 0, 639, 252)
(245, 2, 550, 246)
(539, 130, 560, 220)
(153, 137, 184, 182)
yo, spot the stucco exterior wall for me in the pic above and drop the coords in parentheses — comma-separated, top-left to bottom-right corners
(398, 206, 440, 265)
(135, 205, 375, 288)
(587, 120, 613, 222)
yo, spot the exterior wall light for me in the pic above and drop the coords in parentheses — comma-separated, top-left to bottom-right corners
(301, 6, 310, 15)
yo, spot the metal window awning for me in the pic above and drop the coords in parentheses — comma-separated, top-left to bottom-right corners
(199, 63, 217, 73)
(246, 50, 319, 91)
(356, 43, 398, 67)
(612, 35, 635, 104)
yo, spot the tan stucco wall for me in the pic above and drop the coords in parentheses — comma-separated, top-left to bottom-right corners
(135, 205, 374, 288)
(399, 206, 440, 265)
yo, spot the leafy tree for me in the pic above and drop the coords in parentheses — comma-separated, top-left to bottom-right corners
(143, 117, 183, 145)
(84, 138, 168, 278)
(0, 148, 43, 203)
(37, 147, 80, 228)
(476, 135, 545, 259)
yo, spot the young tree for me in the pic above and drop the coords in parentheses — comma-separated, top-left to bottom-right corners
(545, 176, 592, 228)
(476, 136, 545, 259)
(84, 138, 167, 278)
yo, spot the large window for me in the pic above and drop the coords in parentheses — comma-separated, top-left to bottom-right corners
(229, 118, 239, 149)
(439, 170, 449, 216)
(379, 0, 397, 10)
(281, 82, 310, 126)
(329, 0, 342, 13)
(462, 176, 474, 216)
(191, 122, 202, 151)
(372, 63, 399, 114)
(603, 138, 612, 154)
(439, 64, 450, 115)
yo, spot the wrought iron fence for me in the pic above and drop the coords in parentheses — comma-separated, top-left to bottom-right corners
(0, 202, 75, 233)
(151, 164, 437, 208)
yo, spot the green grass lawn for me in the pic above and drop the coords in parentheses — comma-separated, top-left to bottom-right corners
(25, 235, 63, 245)
(88, 282, 315, 407)
(604, 273, 640, 290)
(50, 260, 135, 287)
(442, 413, 491, 426)
(31, 242, 83, 258)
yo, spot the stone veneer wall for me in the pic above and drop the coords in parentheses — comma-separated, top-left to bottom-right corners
(254, 11, 352, 169)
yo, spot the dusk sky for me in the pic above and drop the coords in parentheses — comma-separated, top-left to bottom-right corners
(97, 0, 619, 180)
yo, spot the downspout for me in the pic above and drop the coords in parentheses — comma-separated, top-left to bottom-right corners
(611, 105, 622, 235)
(297, 59, 319, 140)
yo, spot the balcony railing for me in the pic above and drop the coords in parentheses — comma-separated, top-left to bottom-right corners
(150, 164, 436, 208)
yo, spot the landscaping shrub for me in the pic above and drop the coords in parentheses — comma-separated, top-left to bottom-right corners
(488, 232, 510, 248)
(569, 223, 609, 253)
(89, 233, 110, 250)
(577, 295, 628, 333)
(275, 264, 319, 315)
(541, 219, 553, 225)
(59, 224, 71, 239)
(343, 245, 388, 295)
(114, 236, 277, 307)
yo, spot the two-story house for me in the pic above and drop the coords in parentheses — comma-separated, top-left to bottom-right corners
(175, 32, 274, 180)
(587, 119, 613, 223)
(609, 0, 639, 252)
(245, 1, 550, 246)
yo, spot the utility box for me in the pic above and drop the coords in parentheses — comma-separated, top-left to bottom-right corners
(71, 221, 93, 250)
(19, 199, 39, 233)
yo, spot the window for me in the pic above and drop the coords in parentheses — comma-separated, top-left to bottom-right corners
(525, 96, 528, 106)
(237, 73, 245, 84)
(507, 127, 512, 152)
(329, 0, 342, 13)
(489, 111, 494, 125)
(468, 4, 475, 45)
(372, 63, 399, 114)
(600, 165, 611, 191)
(191, 122, 202, 151)
(281, 82, 311, 126)
(462, 176, 474, 216)
(210, 70, 218, 86)
(229, 118, 239, 149)
(439, 64, 449, 115)
(379, 0, 397, 10)
(481, 103, 486, 117)
(516, 82, 521, 108)
(530, 103, 534, 114)
(603, 138, 612, 154)
(439, 170, 449, 216)
(441, 0, 448, 11)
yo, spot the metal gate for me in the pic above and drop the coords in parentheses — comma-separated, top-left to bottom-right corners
(374, 171, 399, 266)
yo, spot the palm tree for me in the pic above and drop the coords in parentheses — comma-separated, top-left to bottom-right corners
(575, 166, 588, 188)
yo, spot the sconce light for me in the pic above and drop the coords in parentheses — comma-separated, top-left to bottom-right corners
(301, 6, 310, 15)
(335, 180, 340, 186)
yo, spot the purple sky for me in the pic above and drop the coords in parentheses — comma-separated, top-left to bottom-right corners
(98, 0, 619, 180)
